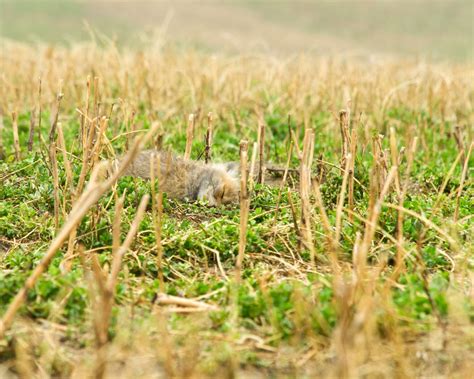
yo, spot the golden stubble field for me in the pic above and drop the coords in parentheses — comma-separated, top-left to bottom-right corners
(0, 36, 473, 378)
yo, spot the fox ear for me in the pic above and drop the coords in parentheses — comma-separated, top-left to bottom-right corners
(223, 162, 239, 178)
(213, 184, 225, 202)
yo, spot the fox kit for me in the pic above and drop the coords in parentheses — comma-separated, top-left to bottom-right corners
(115, 150, 239, 206)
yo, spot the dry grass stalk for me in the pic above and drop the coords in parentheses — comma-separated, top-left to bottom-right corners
(11, 111, 21, 161)
(77, 120, 96, 196)
(432, 150, 464, 210)
(56, 122, 75, 197)
(299, 128, 316, 265)
(347, 127, 357, 223)
(125, 109, 136, 151)
(286, 114, 292, 152)
(339, 109, 350, 168)
(272, 141, 294, 230)
(389, 127, 402, 196)
(387, 203, 458, 250)
(80, 77, 91, 149)
(317, 153, 326, 183)
(287, 188, 301, 239)
(416, 149, 464, 247)
(236, 140, 249, 281)
(49, 140, 61, 229)
(27, 107, 35, 152)
(0, 124, 159, 338)
(154, 131, 164, 150)
(335, 153, 352, 244)
(0, 111, 4, 159)
(93, 76, 101, 121)
(372, 134, 389, 195)
(290, 129, 302, 159)
(184, 113, 195, 160)
(394, 136, 418, 274)
(155, 294, 218, 311)
(453, 125, 466, 163)
(150, 153, 165, 290)
(205, 112, 213, 164)
(84, 194, 148, 379)
(248, 142, 258, 191)
(36, 78, 42, 146)
(337, 178, 396, 374)
(90, 116, 109, 168)
(48, 93, 63, 230)
(312, 180, 338, 260)
(356, 166, 398, 277)
(454, 141, 473, 222)
(106, 194, 149, 323)
(257, 123, 266, 184)
(57, 121, 78, 272)
(48, 91, 63, 145)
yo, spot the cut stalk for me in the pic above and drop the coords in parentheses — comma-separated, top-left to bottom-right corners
(204, 112, 213, 163)
(12, 111, 21, 161)
(257, 123, 266, 184)
(184, 113, 195, 160)
(236, 140, 249, 282)
(454, 141, 473, 222)
(150, 153, 165, 290)
(27, 107, 35, 152)
(299, 128, 316, 266)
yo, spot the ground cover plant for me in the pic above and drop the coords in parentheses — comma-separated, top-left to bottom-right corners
(0, 39, 473, 378)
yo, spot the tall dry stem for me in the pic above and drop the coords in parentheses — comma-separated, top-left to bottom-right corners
(236, 140, 249, 282)
(335, 153, 352, 244)
(184, 113, 195, 160)
(257, 123, 265, 184)
(11, 111, 21, 161)
(312, 180, 339, 263)
(299, 128, 316, 265)
(454, 141, 473, 222)
(394, 136, 418, 275)
(47, 94, 63, 229)
(389, 127, 401, 196)
(86, 194, 148, 379)
(272, 141, 294, 230)
(356, 166, 398, 277)
(0, 111, 4, 159)
(56, 122, 75, 197)
(248, 142, 258, 191)
(205, 112, 213, 163)
(150, 153, 165, 290)
(49, 140, 60, 229)
(27, 107, 35, 152)
(347, 127, 357, 223)
(339, 109, 350, 168)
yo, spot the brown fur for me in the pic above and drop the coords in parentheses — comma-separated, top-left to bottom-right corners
(115, 150, 239, 206)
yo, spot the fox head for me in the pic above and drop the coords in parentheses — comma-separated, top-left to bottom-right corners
(197, 164, 239, 206)
(212, 176, 239, 205)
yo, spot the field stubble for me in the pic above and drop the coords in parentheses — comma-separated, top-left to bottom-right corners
(0, 40, 473, 378)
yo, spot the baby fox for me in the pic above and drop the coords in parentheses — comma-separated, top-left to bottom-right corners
(115, 150, 240, 206)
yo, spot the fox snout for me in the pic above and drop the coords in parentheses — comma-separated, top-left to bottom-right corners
(212, 181, 239, 206)
(197, 173, 239, 206)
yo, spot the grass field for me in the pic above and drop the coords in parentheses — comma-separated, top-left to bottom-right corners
(0, 3, 474, 378)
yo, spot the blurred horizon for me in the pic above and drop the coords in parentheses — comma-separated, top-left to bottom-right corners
(1, 0, 473, 62)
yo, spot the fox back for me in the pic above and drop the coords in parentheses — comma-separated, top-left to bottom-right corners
(118, 150, 239, 206)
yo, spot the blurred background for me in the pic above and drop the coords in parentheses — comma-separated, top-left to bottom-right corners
(1, 0, 473, 61)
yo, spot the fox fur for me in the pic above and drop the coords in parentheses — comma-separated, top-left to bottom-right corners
(114, 150, 240, 206)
